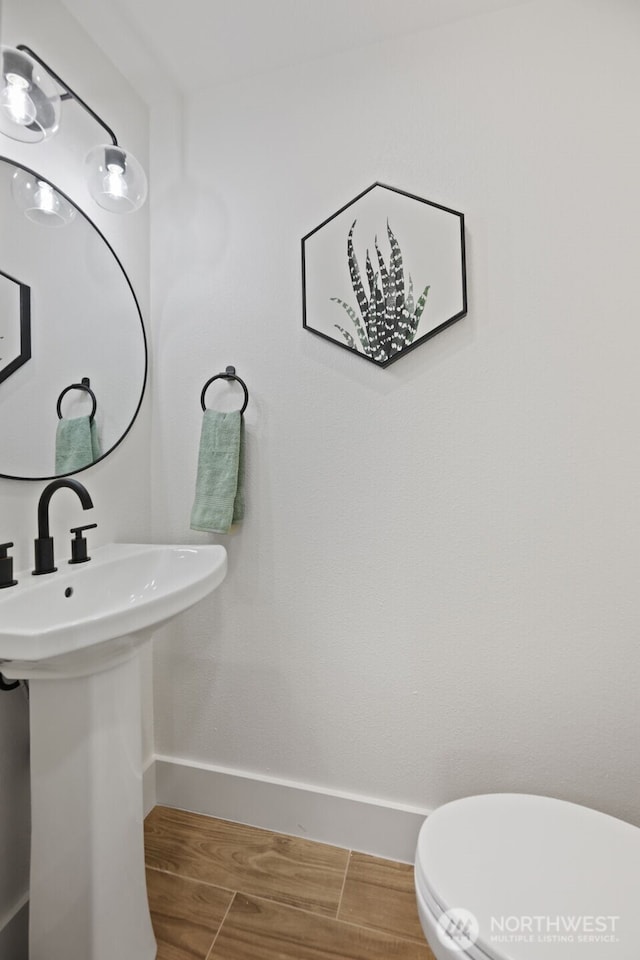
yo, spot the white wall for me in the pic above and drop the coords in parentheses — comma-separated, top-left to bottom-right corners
(0, 0, 150, 948)
(150, 0, 640, 842)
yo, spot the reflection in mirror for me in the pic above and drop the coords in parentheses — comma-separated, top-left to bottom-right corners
(0, 157, 147, 480)
(55, 378, 101, 474)
(12, 168, 77, 227)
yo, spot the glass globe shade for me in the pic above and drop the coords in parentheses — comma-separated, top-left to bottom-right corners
(0, 46, 60, 143)
(85, 145, 147, 213)
(11, 169, 77, 227)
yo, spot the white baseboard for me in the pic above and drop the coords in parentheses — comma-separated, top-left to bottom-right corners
(153, 755, 429, 863)
(0, 893, 28, 958)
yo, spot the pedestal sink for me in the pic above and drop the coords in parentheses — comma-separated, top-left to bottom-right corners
(0, 542, 227, 960)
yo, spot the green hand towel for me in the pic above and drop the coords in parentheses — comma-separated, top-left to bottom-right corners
(55, 416, 101, 474)
(190, 410, 245, 534)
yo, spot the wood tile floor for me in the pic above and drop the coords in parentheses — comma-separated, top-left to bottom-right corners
(144, 805, 436, 960)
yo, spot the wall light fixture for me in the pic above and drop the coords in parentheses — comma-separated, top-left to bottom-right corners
(0, 45, 147, 213)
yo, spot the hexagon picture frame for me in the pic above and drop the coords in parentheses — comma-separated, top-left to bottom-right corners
(302, 183, 467, 367)
(0, 268, 31, 385)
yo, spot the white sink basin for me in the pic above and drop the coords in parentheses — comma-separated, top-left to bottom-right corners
(0, 541, 227, 664)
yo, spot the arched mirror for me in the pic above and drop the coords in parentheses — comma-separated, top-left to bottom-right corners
(0, 156, 147, 480)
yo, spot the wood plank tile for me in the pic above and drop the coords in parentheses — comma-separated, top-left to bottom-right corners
(145, 806, 349, 917)
(146, 868, 234, 960)
(339, 851, 427, 943)
(209, 894, 436, 960)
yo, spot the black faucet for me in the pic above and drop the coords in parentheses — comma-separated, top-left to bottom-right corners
(33, 478, 94, 576)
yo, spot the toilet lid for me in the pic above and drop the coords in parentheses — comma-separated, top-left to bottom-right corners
(415, 794, 640, 960)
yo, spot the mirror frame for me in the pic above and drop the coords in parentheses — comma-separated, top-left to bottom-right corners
(0, 156, 148, 482)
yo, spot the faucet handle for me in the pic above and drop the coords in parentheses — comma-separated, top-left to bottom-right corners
(0, 542, 17, 589)
(69, 523, 98, 565)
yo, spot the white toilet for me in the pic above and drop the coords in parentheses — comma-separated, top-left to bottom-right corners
(414, 793, 640, 960)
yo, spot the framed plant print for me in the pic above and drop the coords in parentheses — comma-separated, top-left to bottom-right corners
(0, 268, 31, 385)
(302, 183, 467, 367)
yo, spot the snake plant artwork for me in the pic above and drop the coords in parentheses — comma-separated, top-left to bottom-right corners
(331, 219, 431, 363)
(301, 182, 467, 367)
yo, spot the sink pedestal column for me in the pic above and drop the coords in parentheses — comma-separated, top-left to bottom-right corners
(23, 644, 156, 960)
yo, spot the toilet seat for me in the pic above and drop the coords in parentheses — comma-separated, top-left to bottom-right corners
(415, 793, 640, 960)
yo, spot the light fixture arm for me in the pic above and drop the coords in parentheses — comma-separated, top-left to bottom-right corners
(17, 44, 118, 146)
